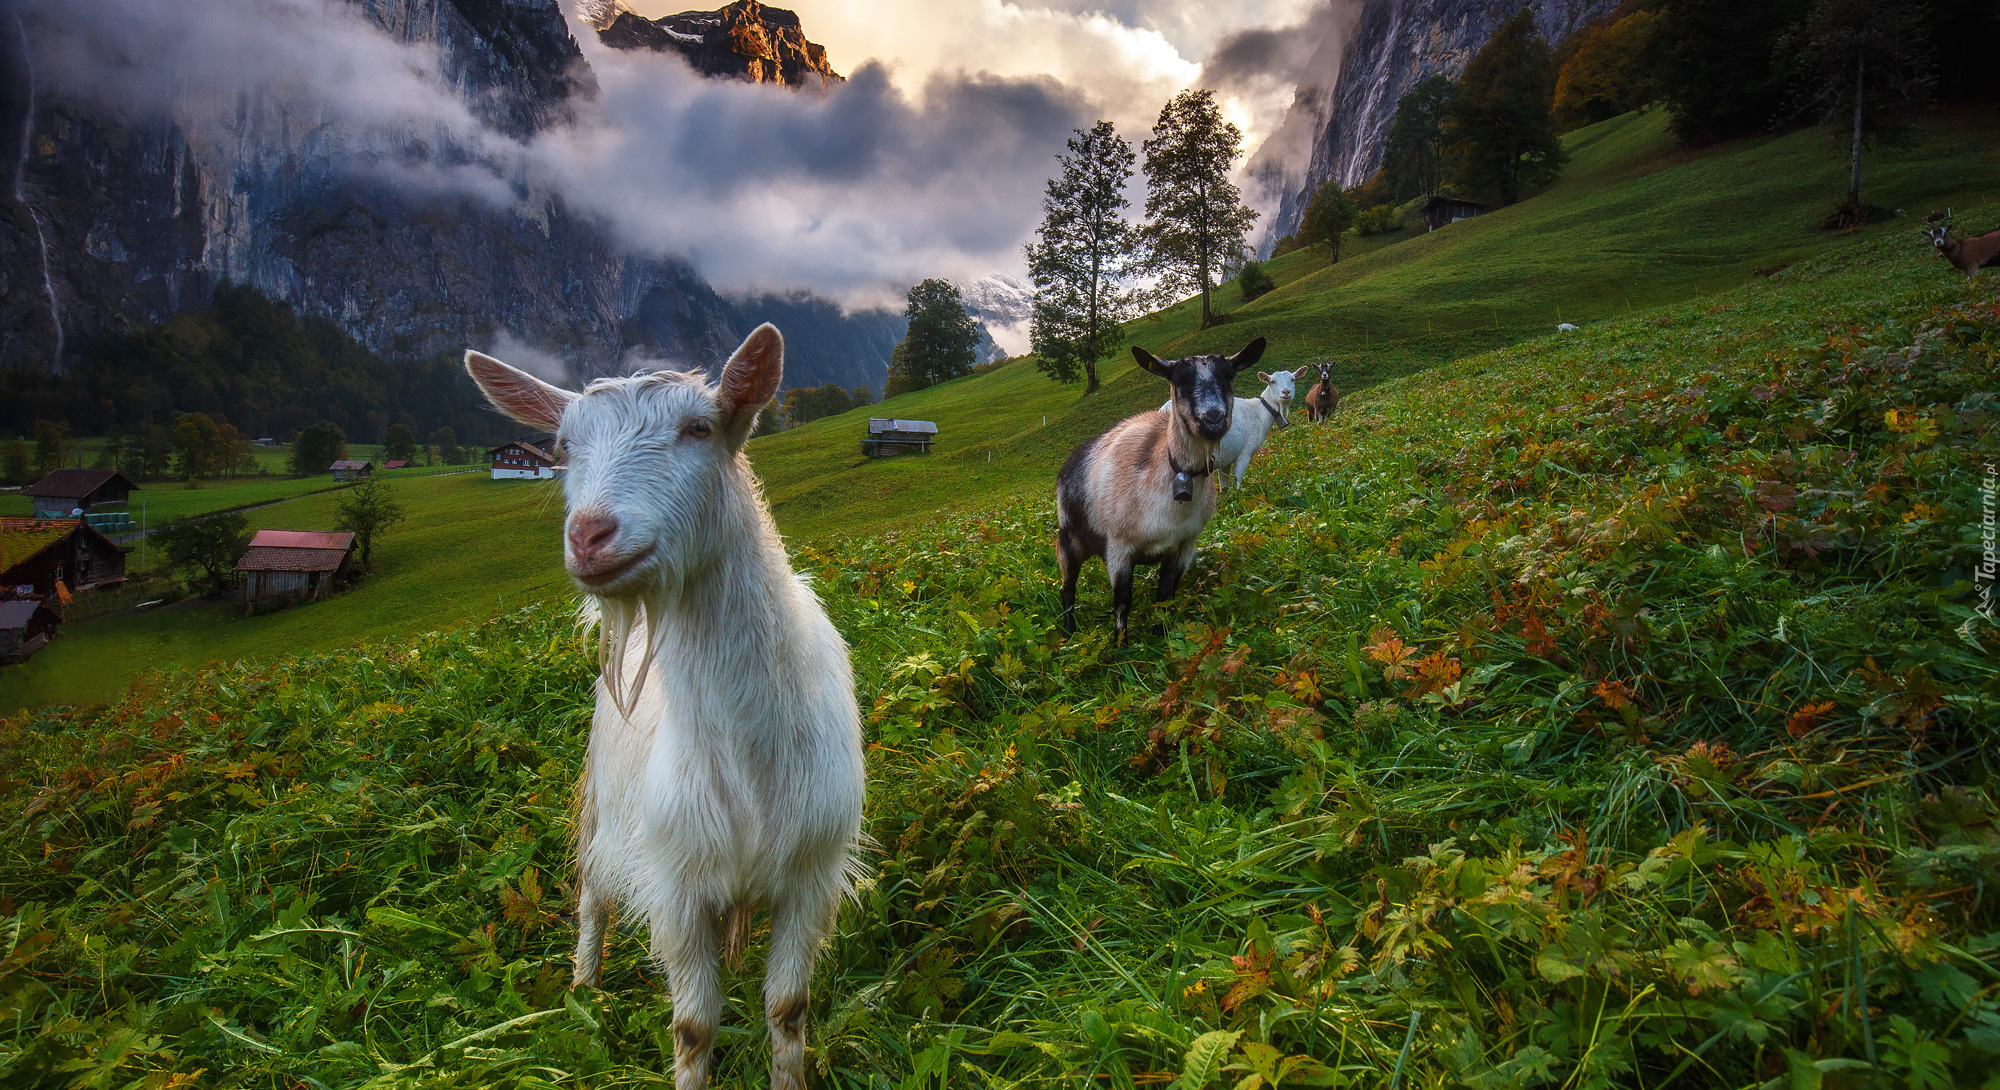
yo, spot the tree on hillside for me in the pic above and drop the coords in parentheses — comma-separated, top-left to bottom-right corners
(885, 280, 980, 397)
(1140, 90, 1258, 330)
(780, 382, 861, 427)
(1780, 0, 1932, 226)
(1449, 8, 1568, 205)
(427, 426, 464, 466)
(1380, 75, 1455, 201)
(336, 476, 406, 568)
(172, 413, 225, 479)
(1553, 10, 1657, 130)
(1235, 260, 1275, 302)
(1027, 121, 1140, 395)
(33, 419, 69, 476)
(154, 511, 249, 598)
(384, 422, 418, 464)
(3, 441, 28, 486)
(1650, 0, 1810, 144)
(1299, 181, 1358, 259)
(290, 421, 347, 477)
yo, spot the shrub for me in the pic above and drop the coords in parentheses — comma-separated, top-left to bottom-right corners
(1235, 260, 1276, 302)
(1356, 204, 1402, 235)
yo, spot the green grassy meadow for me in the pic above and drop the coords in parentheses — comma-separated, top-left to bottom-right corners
(3, 213, 1995, 1086)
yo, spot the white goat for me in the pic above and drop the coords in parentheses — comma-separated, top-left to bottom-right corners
(1159, 365, 1308, 489)
(464, 326, 864, 1090)
(1557, 322, 1579, 332)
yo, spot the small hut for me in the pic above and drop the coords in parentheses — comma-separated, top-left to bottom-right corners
(0, 518, 131, 595)
(330, 460, 374, 481)
(23, 469, 137, 517)
(0, 599, 61, 663)
(1421, 195, 1491, 232)
(862, 418, 938, 457)
(236, 530, 357, 612)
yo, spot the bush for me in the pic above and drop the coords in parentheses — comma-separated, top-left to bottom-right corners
(1356, 204, 1402, 235)
(1234, 261, 1276, 302)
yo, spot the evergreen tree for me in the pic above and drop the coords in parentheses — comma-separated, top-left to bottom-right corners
(1780, 0, 1932, 225)
(1026, 121, 1139, 394)
(153, 511, 248, 598)
(885, 280, 979, 396)
(1651, 0, 1811, 144)
(1380, 75, 1455, 201)
(1299, 181, 1358, 259)
(2, 441, 27, 486)
(1449, 8, 1568, 205)
(384, 423, 418, 463)
(336, 477, 406, 568)
(139, 424, 173, 479)
(290, 422, 348, 477)
(1139, 90, 1258, 330)
(32, 419, 69, 477)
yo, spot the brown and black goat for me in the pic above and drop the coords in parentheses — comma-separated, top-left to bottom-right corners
(1303, 361, 1340, 423)
(1057, 338, 1266, 643)
(1927, 210, 2000, 278)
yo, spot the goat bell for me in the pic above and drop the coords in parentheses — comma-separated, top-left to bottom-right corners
(1173, 469, 1194, 503)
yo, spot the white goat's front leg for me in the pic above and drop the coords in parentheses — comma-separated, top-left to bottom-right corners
(658, 901, 724, 1090)
(765, 888, 837, 1090)
(1232, 448, 1254, 490)
(572, 882, 612, 986)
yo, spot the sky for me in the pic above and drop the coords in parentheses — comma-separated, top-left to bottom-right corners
(29, 0, 1344, 355)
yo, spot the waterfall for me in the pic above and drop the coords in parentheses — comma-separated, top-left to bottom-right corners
(13, 14, 62, 370)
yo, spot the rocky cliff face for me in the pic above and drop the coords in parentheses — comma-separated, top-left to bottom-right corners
(1260, 0, 1618, 244)
(595, 0, 842, 86)
(0, 0, 880, 394)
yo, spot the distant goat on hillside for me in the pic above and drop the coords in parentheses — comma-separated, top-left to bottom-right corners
(465, 327, 864, 1090)
(1303, 361, 1340, 423)
(1927, 210, 2000, 278)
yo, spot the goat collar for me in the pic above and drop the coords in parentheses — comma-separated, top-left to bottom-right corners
(1260, 395, 1288, 429)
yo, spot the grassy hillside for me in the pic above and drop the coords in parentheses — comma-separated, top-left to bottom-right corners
(3, 210, 1995, 1086)
(752, 107, 2000, 542)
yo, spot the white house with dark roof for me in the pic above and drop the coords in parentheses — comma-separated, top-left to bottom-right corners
(487, 439, 561, 480)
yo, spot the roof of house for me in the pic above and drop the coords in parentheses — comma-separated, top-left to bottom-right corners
(0, 517, 131, 572)
(1421, 195, 1492, 213)
(489, 441, 556, 463)
(236, 530, 356, 573)
(23, 469, 138, 498)
(0, 599, 57, 630)
(383, 460, 410, 468)
(246, 529, 355, 551)
(329, 460, 374, 471)
(867, 418, 939, 435)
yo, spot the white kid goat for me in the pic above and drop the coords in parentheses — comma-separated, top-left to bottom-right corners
(464, 326, 864, 1090)
(1159, 365, 1309, 489)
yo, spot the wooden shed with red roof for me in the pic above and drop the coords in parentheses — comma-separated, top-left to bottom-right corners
(236, 530, 357, 610)
(0, 518, 132, 596)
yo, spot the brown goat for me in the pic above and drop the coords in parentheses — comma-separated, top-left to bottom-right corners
(1927, 210, 2000, 278)
(1303, 361, 1340, 423)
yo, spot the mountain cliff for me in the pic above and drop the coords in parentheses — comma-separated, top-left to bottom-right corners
(594, 0, 843, 86)
(0, 0, 895, 433)
(1258, 0, 1619, 245)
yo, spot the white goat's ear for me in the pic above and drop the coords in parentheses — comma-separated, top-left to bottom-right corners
(1256, 371, 1273, 384)
(1132, 346, 1169, 376)
(719, 323, 784, 443)
(465, 350, 575, 431)
(1293, 365, 1313, 380)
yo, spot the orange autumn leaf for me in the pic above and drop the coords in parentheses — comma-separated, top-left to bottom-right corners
(1405, 652, 1463, 698)
(1364, 627, 1419, 680)
(1786, 701, 1837, 738)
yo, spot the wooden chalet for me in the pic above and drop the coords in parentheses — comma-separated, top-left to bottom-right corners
(330, 460, 374, 481)
(23, 469, 137, 517)
(1421, 195, 1491, 232)
(0, 518, 131, 596)
(488, 439, 561, 480)
(236, 530, 357, 612)
(862, 418, 938, 457)
(0, 599, 61, 664)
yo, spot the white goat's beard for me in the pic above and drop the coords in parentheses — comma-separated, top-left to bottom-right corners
(577, 579, 678, 719)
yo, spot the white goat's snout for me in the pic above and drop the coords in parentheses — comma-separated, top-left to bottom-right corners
(565, 505, 651, 588)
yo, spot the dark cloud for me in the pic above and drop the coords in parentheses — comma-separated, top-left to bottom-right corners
(1199, 2, 1339, 91)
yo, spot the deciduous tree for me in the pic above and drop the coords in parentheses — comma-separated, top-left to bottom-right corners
(1650, 0, 1810, 144)
(1781, 0, 1932, 225)
(290, 421, 347, 477)
(1380, 75, 1455, 201)
(427, 426, 464, 465)
(153, 511, 248, 598)
(1027, 121, 1140, 394)
(1299, 181, 1358, 259)
(1140, 90, 1258, 329)
(384, 422, 418, 463)
(1553, 10, 1657, 130)
(171, 412, 226, 479)
(1449, 8, 1568, 205)
(885, 280, 980, 396)
(336, 476, 406, 568)
(32, 419, 69, 476)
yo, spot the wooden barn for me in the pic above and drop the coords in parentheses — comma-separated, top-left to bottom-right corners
(0, 599, 61, 664)
(330, 460, 374, 481)
(488, 439, 561, 480)
(236, 530, 357, 612)
(23, 469, 137, 518)
(862, 418, 938, 457)
(0, 518, 131, 596)
(1422, 195, 1492, 232)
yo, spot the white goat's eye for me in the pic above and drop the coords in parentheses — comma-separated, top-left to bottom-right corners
(682, 419, 713, 439)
